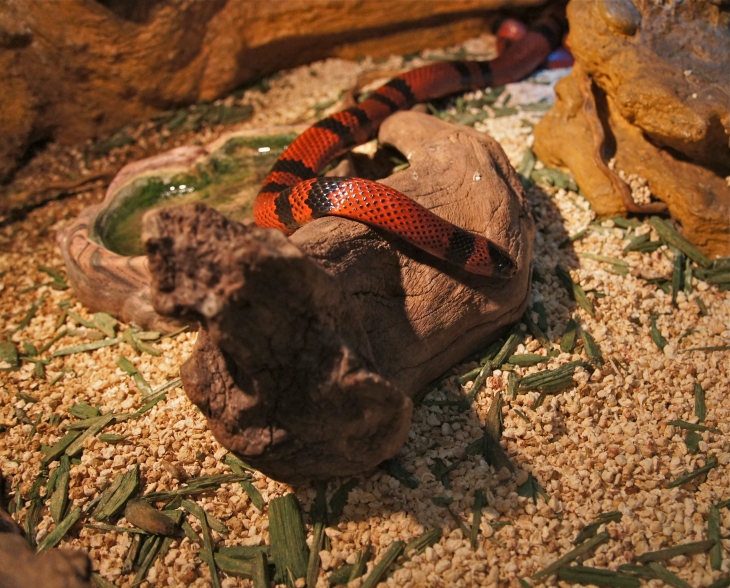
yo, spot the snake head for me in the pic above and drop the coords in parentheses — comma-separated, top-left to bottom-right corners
(488, 241, 518, 279)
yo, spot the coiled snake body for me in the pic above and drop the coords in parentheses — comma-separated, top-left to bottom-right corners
(254, 9, 567, 278)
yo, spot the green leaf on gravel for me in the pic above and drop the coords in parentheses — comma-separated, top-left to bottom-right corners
(555, 265, 595, 317)
(93, 465, 140, 520)
(650, 315, 668, 351)
(268, 494, 309, 586)
(36, 506, 82, 553)
(517, 473, 548, 505)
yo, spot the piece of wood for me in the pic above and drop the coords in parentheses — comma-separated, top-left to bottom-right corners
(142, 112, 534, 482)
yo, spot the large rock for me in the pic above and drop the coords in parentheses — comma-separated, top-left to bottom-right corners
(533, 0, 730, 257)
(0, 0, 545, 182)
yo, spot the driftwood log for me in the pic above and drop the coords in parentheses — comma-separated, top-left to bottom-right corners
(0, 533, 92, 588)
(143, 112, 534, 482)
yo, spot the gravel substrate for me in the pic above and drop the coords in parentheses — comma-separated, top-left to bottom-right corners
(1, 32, 729, 588)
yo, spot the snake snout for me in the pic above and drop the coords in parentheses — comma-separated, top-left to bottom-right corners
(488, 242, 518, 279)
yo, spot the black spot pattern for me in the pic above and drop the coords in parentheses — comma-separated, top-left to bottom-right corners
(303, 179, 340, 218)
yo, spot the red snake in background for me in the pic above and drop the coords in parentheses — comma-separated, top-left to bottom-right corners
(254, 6, 569, 278)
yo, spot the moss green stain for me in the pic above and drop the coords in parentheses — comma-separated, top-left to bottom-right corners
(99, 133, 296, 257)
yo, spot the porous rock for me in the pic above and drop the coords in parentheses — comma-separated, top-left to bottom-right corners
(533, 0, 730, 257)
(143, 111, 534, 482)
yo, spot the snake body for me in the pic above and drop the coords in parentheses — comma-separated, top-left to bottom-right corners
(254, 9, 567, 278)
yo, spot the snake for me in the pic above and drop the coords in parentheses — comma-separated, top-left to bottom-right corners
(253, 7, 567, 278)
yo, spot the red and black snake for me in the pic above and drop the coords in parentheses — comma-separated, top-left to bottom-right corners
(254, 7, 568, 278)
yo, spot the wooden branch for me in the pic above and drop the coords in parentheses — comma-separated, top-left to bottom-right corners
(143, 112, 534, 482)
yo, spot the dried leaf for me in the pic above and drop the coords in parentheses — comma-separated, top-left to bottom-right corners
(223, 453, 264, 510)
(667, 457, 718, 488)
(668, 419, 720, 434)
(684, 430, 701, 454)
(42, 430, 83, 464)
(329, 564, 355, 586)
(582, 330, 604, 366)
(93, 465, 140, 520)
(132, 535, 163, 586)
(649, 217, 712, 268)
(518, 361, 587, 393)
(69, 402, 100, 419)
(644, 561, 694, 588)
(573, 512, 622, 544)
(381, 459, 418, 489)
(50, 456, 71, 523)
(124, 500, 178, 536)
(360, 541, 404, 588)
(306, 483, 327, 588)
(348, 545, 372, 582)
(555, 265, 595, 317)
(637, 540, 717, 564)
(84, 523, 149, 535)
(98, 433, 129, 443)
(580, 252, 629, 267)
(430, 457, 457, 489)
(471, 490, 485, 548)
(15, 295, 47, 333)
(64, 414, 114, 456)
(694, 383, 706, 421)
(671, 248, 686, 306)
(91, 573, 118, 588)
(650, 315, 668, 351)
(709, 504, 722, 570)
(268, 494, 309, 585)
(492, 330, 523, 367)
(181, 500, 222, 588)
(484, 392, 503, 441)
(508, 371, 517, 399)
(116, 356, 137, 375)
(213, 553, 256, 578)
(329, 478, 358, 520)
(507, 354, 549, 367)
(514, 408, 529, 422)
(558, 565, 640, 587)
(143, 473, 249, 501)
(92, 313, 118, 338)
(0, 341, 20, 369)
(531, 532, 610, 580)
(404, 528, 441, 557)
(53, 337, 122, 356)
(24, 499, 43, 548)
(522, 312, 555, 353)
(517, 473, 548, 504)
(36, 506, 82, 553)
